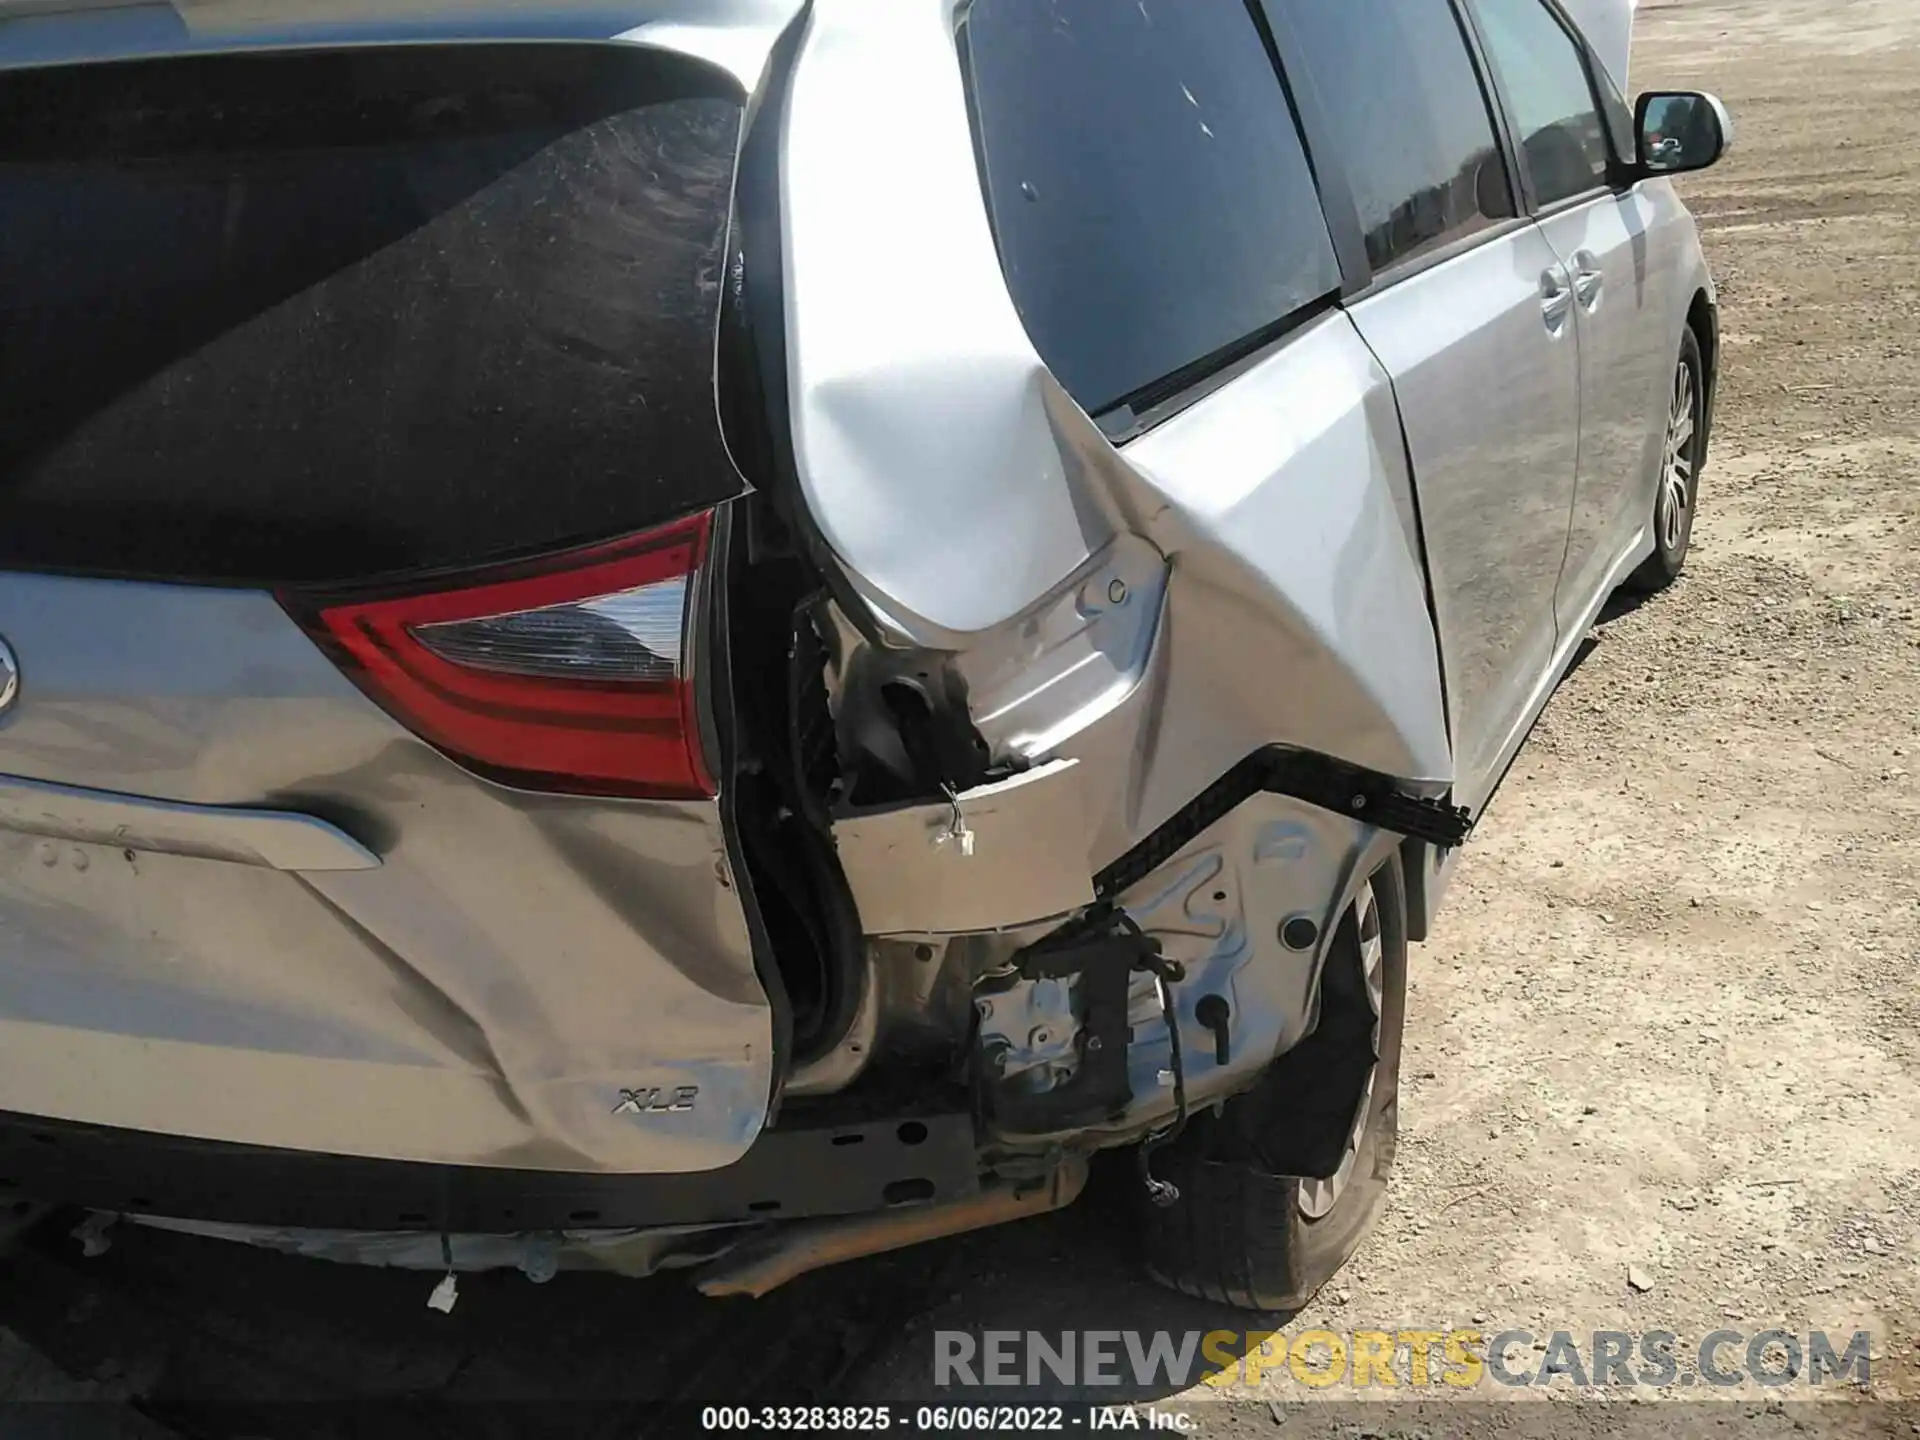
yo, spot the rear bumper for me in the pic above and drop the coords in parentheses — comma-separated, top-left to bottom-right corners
(0, 577, 780, 1179)
(0, 1104, 978, 1234)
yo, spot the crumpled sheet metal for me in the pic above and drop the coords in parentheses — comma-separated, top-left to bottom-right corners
(782, 3, 1455, 879)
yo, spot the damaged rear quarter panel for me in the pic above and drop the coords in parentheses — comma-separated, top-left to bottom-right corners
(780, 0, 1453, 879)
(977, 798, 1401, 1146)
(777, 0, 1455, 1127)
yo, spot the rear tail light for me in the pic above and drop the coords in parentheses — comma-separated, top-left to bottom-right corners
(283, 512, 715, 799)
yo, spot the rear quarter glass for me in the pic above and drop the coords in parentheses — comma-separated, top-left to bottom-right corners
(0, 43, 749, 587)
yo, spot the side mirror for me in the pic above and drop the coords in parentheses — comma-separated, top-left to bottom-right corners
(1634, 91, 1733, 175)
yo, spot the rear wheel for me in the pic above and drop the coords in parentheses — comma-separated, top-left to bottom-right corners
(1140, 856, 1406, 1311)
(1627, 326, 1707, 593)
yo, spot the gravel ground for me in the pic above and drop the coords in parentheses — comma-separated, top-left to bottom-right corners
(3, 0, 1916, 1435)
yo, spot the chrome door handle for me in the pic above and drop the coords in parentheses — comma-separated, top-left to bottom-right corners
(1540, 268, 1574, 330)
(1572, 249, 1604, 307)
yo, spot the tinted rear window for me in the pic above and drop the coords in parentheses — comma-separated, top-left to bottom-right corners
(963, 0, 1341, 417)
(0, 46, 746, 586)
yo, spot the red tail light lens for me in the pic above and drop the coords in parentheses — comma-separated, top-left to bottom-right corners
(286, 513, 715, 799)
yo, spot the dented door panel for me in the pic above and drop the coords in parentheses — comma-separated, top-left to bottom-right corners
(1346, 229, 1583, 815)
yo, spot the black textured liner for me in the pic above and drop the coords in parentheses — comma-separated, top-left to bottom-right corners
(1093, 748, 1471, 900)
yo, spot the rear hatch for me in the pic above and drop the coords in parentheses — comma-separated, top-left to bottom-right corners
(0, 41, 779, 1174)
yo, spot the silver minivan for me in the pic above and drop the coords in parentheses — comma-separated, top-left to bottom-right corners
(0, 0, 1726, 1309)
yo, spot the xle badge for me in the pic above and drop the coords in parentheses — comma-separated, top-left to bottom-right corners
(612, 1085, 698, 1116)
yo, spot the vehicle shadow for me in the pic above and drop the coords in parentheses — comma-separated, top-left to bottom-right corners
(1596, 584, 1659, 627)
(843, 1164, 1299, 1408)
(0, 1166, 1281, 1435)
(1559, 585, 1660, 687)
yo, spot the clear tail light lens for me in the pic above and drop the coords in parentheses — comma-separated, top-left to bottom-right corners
(409, 580, 687, 684)
(284, 512, 714, 799)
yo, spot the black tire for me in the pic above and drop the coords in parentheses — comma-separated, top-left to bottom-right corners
(1627, 325, 1708, 593)
(1140, 855, 1407, 1312)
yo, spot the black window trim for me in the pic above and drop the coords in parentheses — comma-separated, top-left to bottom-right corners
(1248, 0, 1371, 296)
(1109, 0, 1558, 428)
(1277, 0, 1534, 303)
(1101, 0, 1354, 432)
(954, 0, 1351, 442)
(1459, 0, 1624, 217)
(1445, 0, 1532, 216)
(1337, 213, 1536, 308)
(1098, 291, 1342, 446)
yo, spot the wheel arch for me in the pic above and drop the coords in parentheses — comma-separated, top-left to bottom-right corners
(1687, 287, 1720, 457)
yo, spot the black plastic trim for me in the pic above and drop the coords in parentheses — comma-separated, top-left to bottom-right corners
(713, 8, 870, 1106)
(1693, 293, 1721, 455)
(707, 507, 799, 1117)
(1339, 214, 1536, 305)
(957, 0, 1345, 446)
(1449, 0, 1535, 215)
(1097, 294, 1340, 445)
(1247, 0, 1372, 296)
(1401, 837, 1435, 944)
(1094, 748, 1469, 902)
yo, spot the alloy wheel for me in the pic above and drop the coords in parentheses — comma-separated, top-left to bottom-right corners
(1659, 357, 1697, 554)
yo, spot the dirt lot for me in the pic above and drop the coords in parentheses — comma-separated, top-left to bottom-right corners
(3, 0, 1918, 1433)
